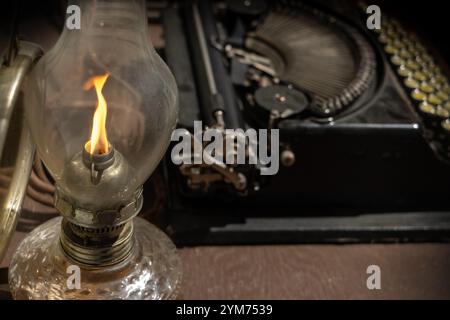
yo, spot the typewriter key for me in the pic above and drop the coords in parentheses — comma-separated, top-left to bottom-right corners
(385, 45, 398, 55)
(405, 78, 419, 89)
(428, 94, 443, 106)
(411, 89, 427, 102)
(419, 102, 442, 130)
(425, 75, 438, 85)
(415, 55, 429, 66)
(441, 83, 450, 94)
(413, 71, 427, 82)
(391, 55, 404, 66)
(419, 101, 436, 115)
(399, 48, 412, 59)
(444, 101, 450, 112)
(436, 106, 450, 118)
(393, 39, 405, 49)
(409, 48, 420, 58)
(406, 60, 420, 71)
(386, 28, 397, 38)
(379, 33, 391, 44)
(420, 82, 434, 94)
(425, 54, 435, 62)
(398, 66, 412, 78)
(414, 43, 426, 53)
(435, 74, 447, 84)
(437, 91, 449, 102)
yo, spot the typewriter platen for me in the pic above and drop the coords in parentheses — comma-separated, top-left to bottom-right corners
(157, 0, 450, 244)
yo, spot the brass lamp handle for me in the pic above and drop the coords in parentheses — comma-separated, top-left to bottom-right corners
(0, 41, 43, 262)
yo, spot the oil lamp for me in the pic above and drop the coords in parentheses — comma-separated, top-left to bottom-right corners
(8, 0, 181, 299)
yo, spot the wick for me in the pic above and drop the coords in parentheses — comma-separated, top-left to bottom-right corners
(82, 142, 115, 185)
(85, 140, 109, 157)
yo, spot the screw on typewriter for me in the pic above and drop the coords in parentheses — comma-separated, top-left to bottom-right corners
(9, 0, 181, 300)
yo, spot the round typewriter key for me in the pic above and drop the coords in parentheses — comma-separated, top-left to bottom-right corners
(428, 94, 443, 106)
(444, 101, 450, 111)
(391, 55, 404, 66)
(393, 39, 405, 49)
(428, 61, 439, 69)
(411, 89, 427, 101)
(440, 77, 449, 84)
(426, 77, 439, 87)
(406, 59, 420, 71)
(408, 42, 416, 52)
(414, 43, 426, 53)
(426, 73, 439, 85)
(419, 101, 436, 115)
(420, 82, 434, 93)
(385, 45, 398, 55)
(415, 56, 427, 65)
(386, 28, 397, 38)
(435, 74, 447, 84)
(399, 49, 411, 59)
(437, 91, 449, 101)
(398, 66, 412, 77)
(408, 47, 418, 57)
(441, 83, 450, 94)
(379, 33, 391, 44)
(404, 77, 419, 89)
(413, 71, 427, 82)
(421, 65, 434, 75)
(424, 54, 434, 62)
(436, 106, 450, 118)
(429, 65, 441, 76)
(443, 88, 450, 97)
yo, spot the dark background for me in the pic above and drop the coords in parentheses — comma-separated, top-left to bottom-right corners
(1, 0, 450, 65)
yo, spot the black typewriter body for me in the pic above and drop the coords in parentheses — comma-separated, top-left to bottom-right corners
(157, 0, 450, 245)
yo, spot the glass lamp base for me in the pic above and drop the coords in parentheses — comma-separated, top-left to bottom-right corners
(8, 217, 182, 300)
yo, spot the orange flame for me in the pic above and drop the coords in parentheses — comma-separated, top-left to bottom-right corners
(84, 73, 110, 155)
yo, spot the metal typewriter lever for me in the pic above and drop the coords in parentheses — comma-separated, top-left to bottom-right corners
(222, 44, 276, 77)
(0, 41, 43, 262)
(178, 122, 249, 193)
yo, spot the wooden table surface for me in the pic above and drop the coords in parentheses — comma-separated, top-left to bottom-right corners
(2, 229, 450, 299)
(179, 244, 450, 300)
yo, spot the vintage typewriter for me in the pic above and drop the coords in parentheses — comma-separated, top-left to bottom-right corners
(1, 0, 450, 247)
(159, 0, 450, 244)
